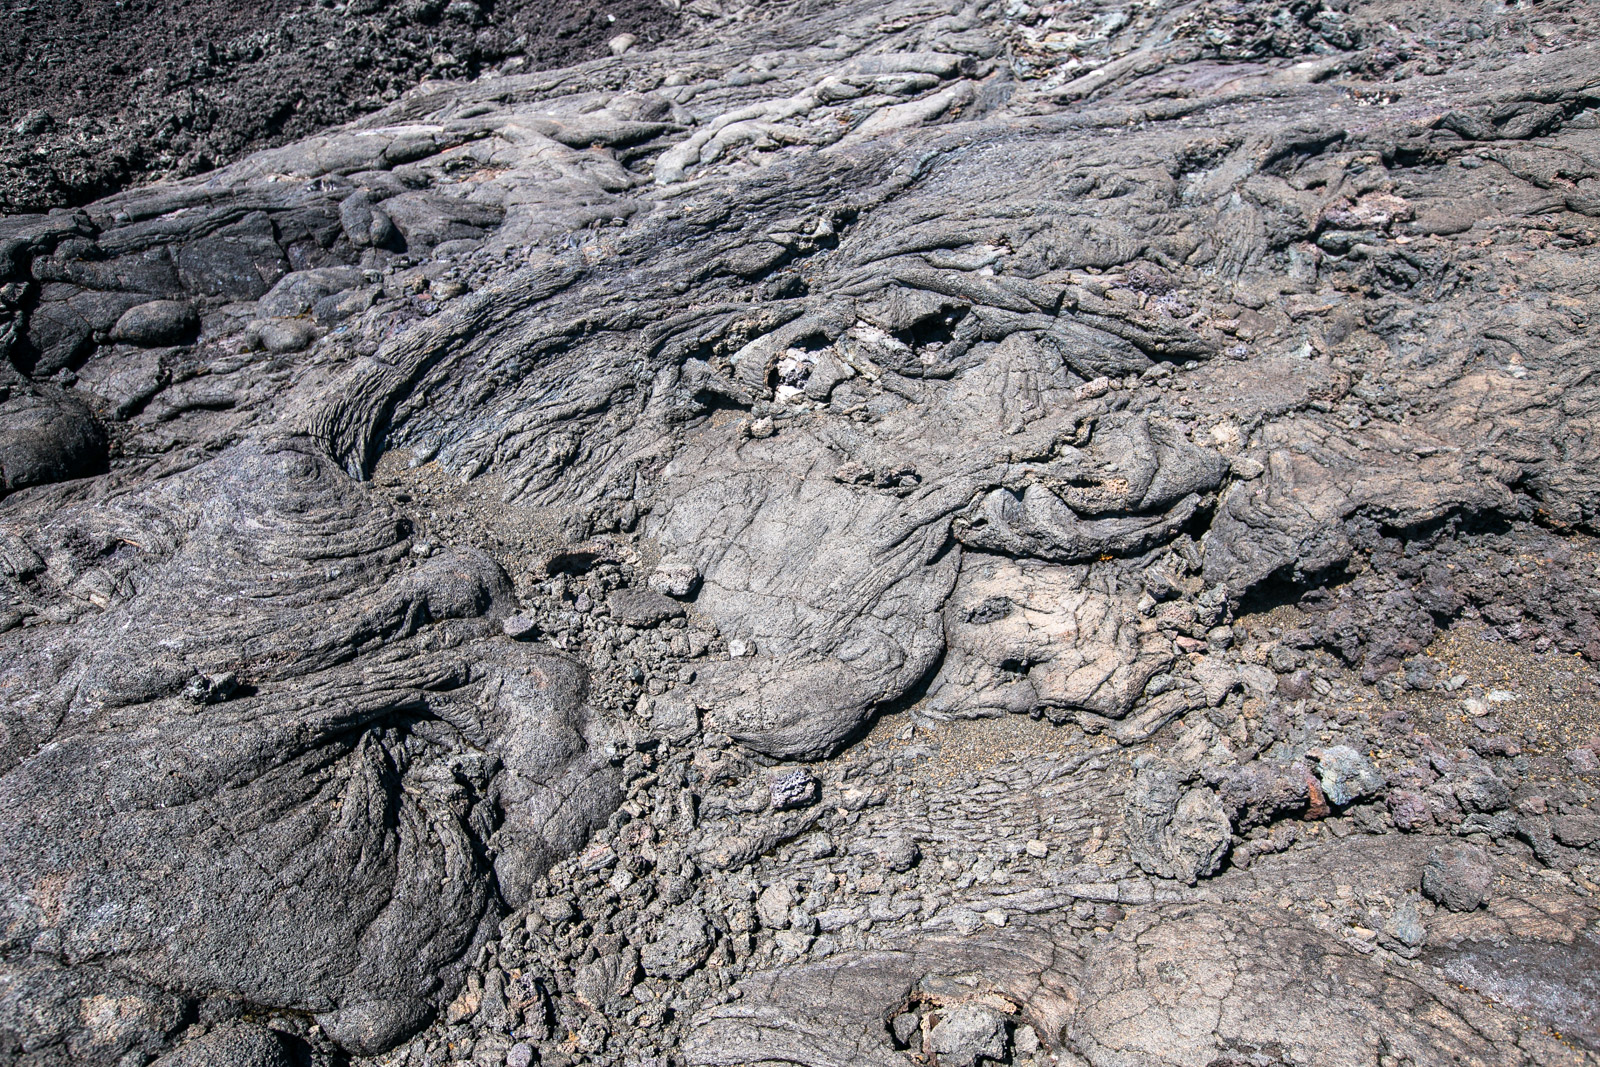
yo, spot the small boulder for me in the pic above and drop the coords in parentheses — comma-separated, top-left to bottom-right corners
(1216, 760, 1311, 830)
(572, 947, 639, 1014)
(608, 587, 685, 627)
(0, 391, 107, 495)
(1075, 375, 1111, 400)
(254, 319, 317, 354)
(539, 898, 578, 925)
(501, 614, 538, 640)
(1387, 789, 1433, 832)
(1550, 814, 1600, 849)
(878, 835, 920, 873)
(110, 300, 198, 347)
(1277, 668, 1313, 700)
(257, 268, 364, 318)
(182, 671, 238, 705)
(1421, 841, 1493, 912)
(647, 558, 701, 598)
(340, 190, 400, 249)
(1314, 745, 1385, 807)
(1384, 898, 1427, 950)
(577, 841, 617, 872)
(1190, 656, 1238, 706)
(756, 883, 793, 930)
(1126, 762, 1231, 884)
(641, 905, 712, 979)
(929, 1004, 1008, 1067)
(768, 769, 819, 811)
(1453, 771, 1510, 813)
(151, 1022, 297, 1067)
(1236, 662, 1277, 698)
(313, 999, 432, 1056)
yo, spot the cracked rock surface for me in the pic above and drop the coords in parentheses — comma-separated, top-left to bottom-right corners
(3, 1, 1600, 1065)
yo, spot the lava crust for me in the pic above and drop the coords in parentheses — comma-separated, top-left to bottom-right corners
(2, 2, 1600, 1066)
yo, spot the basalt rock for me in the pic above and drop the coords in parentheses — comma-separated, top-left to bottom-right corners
(4, 0, 1600, 1063)
(0, 440, 621, 1057)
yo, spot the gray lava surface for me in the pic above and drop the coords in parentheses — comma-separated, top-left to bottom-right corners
(3, 1, 1600, 1066)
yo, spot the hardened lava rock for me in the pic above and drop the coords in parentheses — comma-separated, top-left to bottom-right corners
(3, 0, 1600, 1064)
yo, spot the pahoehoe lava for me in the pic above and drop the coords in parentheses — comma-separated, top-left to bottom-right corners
(3, 1, 1600, 1066)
